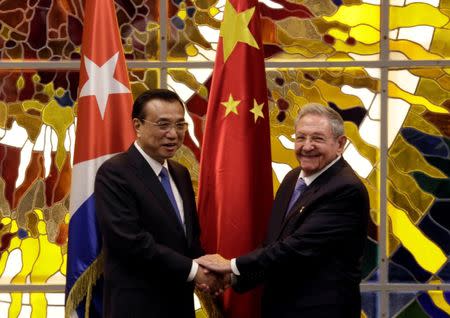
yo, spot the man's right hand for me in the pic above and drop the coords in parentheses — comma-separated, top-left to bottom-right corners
(194, 265, 229, 296)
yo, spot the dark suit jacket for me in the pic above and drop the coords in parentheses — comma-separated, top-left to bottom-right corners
(235, 158, 369, 318)
(95, 145, 203, 318)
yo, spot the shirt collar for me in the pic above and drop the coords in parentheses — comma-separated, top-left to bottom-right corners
(299, 155, 341, 186)
(134, 141, 169, 176)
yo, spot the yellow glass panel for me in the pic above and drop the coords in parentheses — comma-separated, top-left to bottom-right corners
(29, 235, 61, 283)
(9, 293, 23, 318)
(390, 136, 445, 179)
(415, 77, 450, 105)
(42, 100, 74, 171)
(364, 169, 381, 227)
(332, 39, 379, 56)
(387, 202, 446, 273)
(13, 240, 39, 283)
(326, 3, 448, 30)
(403, 106, 447, 136)
(389, 82, 448, 114)
(30, 294, 47, 318)
(61, 253, 67, 276)
(323, 4, 380, 29)
(16, 76, 25, 90)
(345, 122, 378, 166)
(185, 44, 198, 57)
(349, 25, 379, 45)
(209, 7, 220, 17)
(0, 250, 9, 275)
(328, 28, 348, 42)
(391, 40, 442, 60)
(314, 79, 364, 109)
(390, 4, 449, 29)
(428, 283, 450, 315)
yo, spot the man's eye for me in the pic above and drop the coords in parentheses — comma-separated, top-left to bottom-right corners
(157, 122, 171, 129)
(312, 136, 325, 142)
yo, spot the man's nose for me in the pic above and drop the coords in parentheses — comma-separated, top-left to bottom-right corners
(165, 126, 178, 138)
(302, 139, 315, 150)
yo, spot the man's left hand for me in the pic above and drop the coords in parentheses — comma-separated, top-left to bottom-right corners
(196, 254, 232, 274)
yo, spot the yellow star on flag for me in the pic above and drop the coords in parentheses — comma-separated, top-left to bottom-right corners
(250, 99, 265, 122)
(221, 94, 241, 117)
(220, 0, 259, 62)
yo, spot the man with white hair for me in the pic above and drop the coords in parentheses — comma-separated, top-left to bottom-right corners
(198, 103, 370, 318)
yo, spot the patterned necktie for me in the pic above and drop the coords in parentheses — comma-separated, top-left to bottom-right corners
(286, 177, 307, 216)
(159, 167, 183, 225)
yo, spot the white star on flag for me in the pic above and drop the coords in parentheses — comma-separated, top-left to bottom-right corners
(79, 52, 130, 119)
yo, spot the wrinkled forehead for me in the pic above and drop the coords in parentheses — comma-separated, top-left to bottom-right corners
(295, 114, 333, 135)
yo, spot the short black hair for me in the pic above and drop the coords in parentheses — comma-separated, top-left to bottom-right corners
(131, 89, 185, 120)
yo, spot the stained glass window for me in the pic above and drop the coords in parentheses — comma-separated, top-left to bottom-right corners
(1, 0, 450, 317)
(387, 67, 449, 291)
(0, 292, 65, 318)
(390, 291, 450, 317)
(0, 1, 160, 60)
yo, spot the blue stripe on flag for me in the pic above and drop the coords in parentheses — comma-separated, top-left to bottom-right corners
(66, 194, 103, 317)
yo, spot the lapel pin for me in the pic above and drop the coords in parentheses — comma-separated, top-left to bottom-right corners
(299, 206, 305, 214)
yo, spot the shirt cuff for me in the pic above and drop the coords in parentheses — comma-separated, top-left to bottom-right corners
(187, 260, 199, 282)
(230, 258, 240, 276)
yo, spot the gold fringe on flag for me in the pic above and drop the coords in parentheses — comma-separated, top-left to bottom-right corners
(65, 251, 104, 318)
(195, 288, 224, 318)
(66, 251, 225, 318)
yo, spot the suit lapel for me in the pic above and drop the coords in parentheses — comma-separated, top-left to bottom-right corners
(276, 158, 346, 239)
(267, 168, 300, 243)
(168, 161, 193, 243)
(126, 145, 185, 235)
(281, 180, 320, 227)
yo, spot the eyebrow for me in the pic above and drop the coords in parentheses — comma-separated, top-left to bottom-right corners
(296, 132, 328, 136)
(154, 116, 185, 121)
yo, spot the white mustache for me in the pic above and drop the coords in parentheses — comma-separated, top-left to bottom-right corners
(299, 153, 319, 157)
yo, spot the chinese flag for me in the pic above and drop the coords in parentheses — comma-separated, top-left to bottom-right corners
(198, 0, 273, 317)
(65, 0, 135, 317)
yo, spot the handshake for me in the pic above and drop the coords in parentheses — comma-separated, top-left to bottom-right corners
(193, 254, 234, 296)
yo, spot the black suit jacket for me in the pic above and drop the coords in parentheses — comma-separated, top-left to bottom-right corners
(235, 158, 369, 318)
(95, 145, 203, 318)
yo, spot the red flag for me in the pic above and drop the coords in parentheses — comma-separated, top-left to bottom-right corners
(74, 0, 135, 165)
(198, 0, 273, 317)
(65, 0, 135, 316)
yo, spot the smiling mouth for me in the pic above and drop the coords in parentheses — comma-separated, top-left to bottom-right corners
(162, 143, 177, 150)
(301, 154, 319, 158)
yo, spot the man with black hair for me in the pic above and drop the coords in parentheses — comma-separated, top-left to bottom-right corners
(95, 89, 219, 317)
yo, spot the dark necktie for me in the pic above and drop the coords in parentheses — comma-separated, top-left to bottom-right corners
(286, 177, 307, 217)
(159, 167, 183, 225)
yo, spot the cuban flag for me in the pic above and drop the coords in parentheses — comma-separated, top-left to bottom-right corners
(65, 0, 135, 317)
